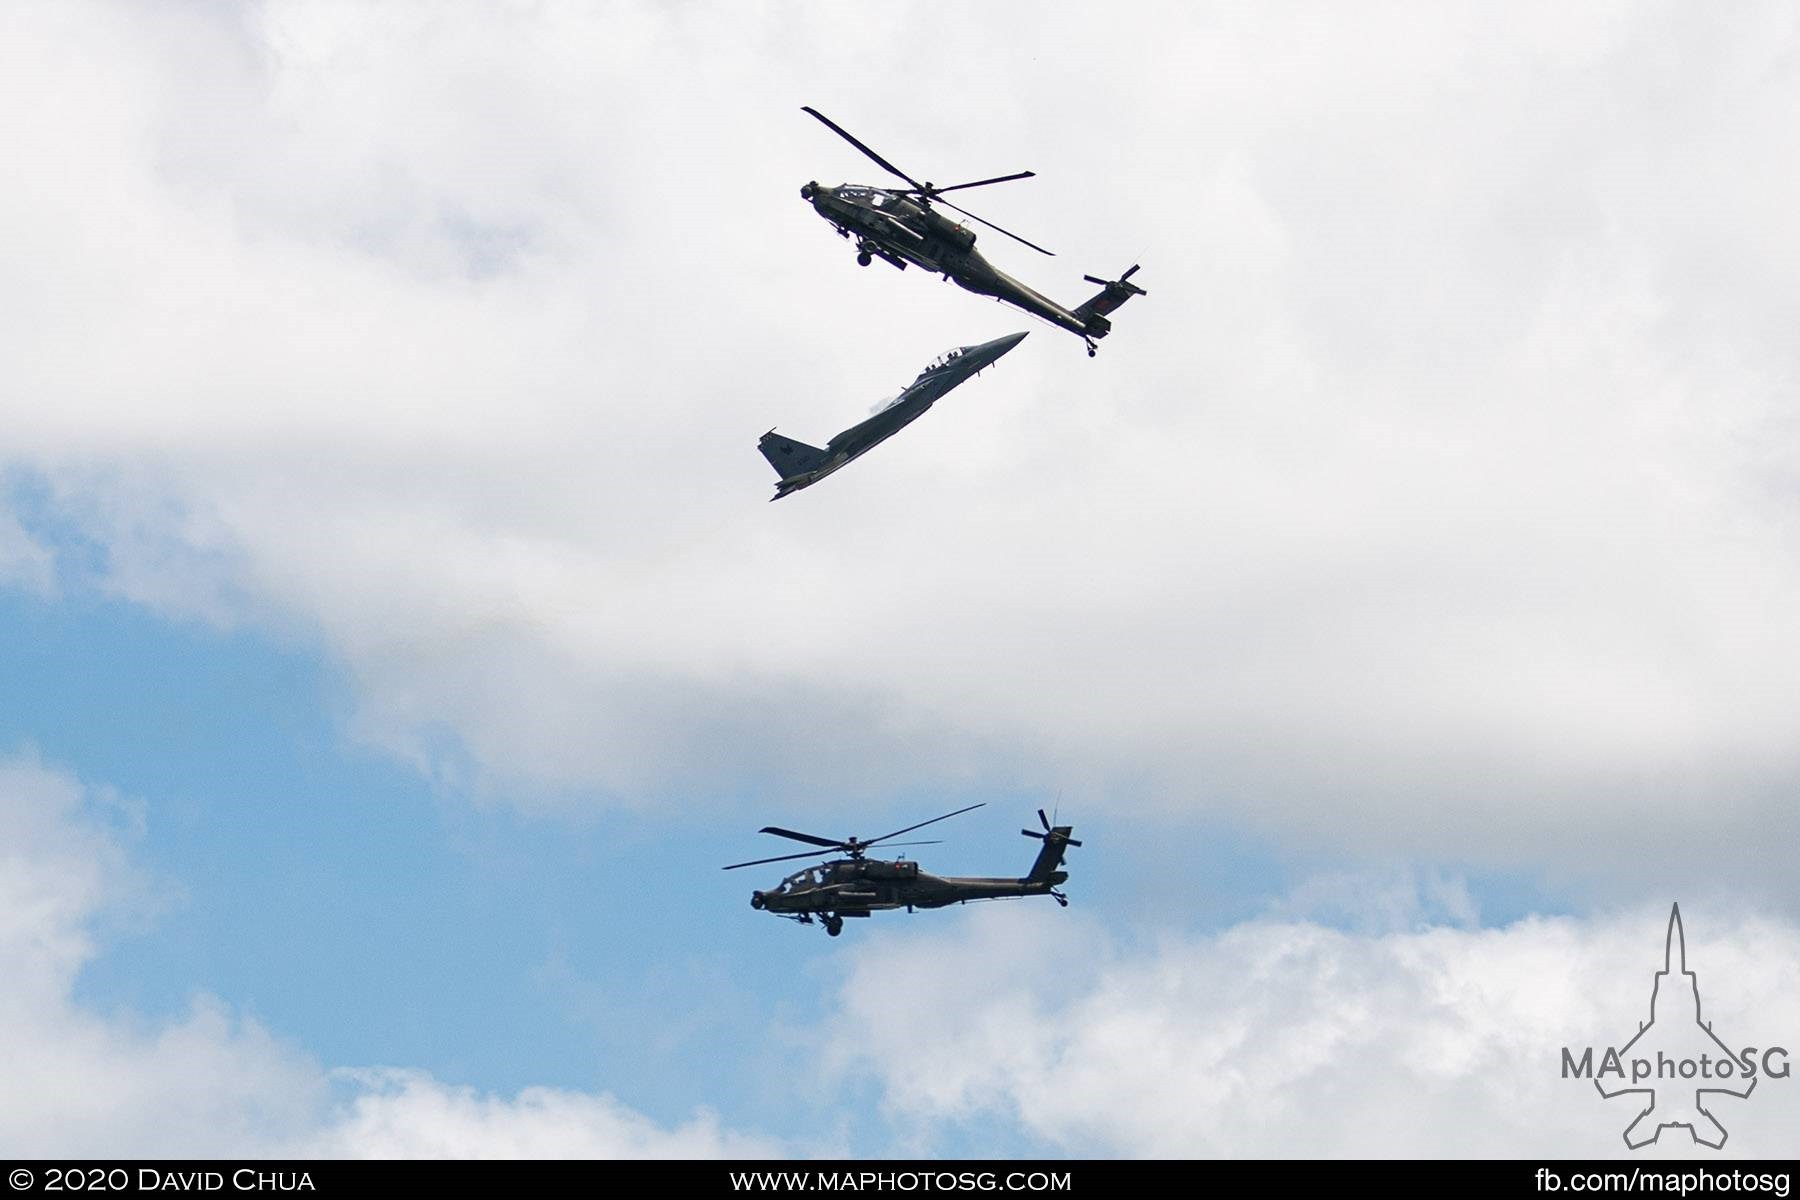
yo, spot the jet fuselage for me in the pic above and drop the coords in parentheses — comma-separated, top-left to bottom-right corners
(760, 331, 1027, 499)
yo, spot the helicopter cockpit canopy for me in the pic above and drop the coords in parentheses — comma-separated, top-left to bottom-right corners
(774, 866, 822, 895)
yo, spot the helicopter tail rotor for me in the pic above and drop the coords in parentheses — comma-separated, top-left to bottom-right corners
(1081, 263, 1144, 289)
(1024, 809, 1081, 885)
(1071, 264, 1147, 345)
(1022, 808, 1082, 846)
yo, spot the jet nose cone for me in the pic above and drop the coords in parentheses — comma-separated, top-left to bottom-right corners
(965, 331, 1029, 370)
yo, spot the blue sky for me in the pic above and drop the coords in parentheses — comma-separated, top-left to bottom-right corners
(0, 551, 1608, 1154)
(3, 0, 1800, 1159)
(0, 538, 1570, 1153)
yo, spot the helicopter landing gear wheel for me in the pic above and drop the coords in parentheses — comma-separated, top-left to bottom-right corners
(1086, 343, 1097, 358)
(824, 914, 844, 937)
(856, 251, 872, 266)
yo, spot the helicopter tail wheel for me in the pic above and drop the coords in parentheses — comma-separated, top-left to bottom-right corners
(1051, 890, 1069, 908)
(1085, 341, 1098, 358)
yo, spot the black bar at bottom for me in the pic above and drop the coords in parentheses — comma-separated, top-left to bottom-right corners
(1, 1159, 1794, 1198)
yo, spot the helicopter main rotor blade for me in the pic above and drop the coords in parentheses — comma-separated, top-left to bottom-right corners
(723, 847, 840, 871)
(937, 197, 1055, 256)
(802, 106, 925, 191)
(722, 838, 946, 872)
(861, 802, 986, 850)
(757, 826, 845, 849)
(923, 170, 1037, 195)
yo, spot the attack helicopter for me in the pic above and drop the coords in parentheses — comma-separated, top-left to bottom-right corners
(724, 802, 1081, 937)
(798, 107, 1146, 357)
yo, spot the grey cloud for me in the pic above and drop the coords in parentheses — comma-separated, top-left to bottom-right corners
(4, 3, 1800, 884)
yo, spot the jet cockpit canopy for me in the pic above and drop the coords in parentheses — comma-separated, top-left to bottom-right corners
(920, 346, 965, 375)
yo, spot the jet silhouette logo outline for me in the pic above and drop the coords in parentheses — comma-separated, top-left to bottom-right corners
(1595, 905, 1756, 1149)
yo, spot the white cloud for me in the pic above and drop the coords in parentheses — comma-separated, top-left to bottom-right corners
(0, 753, 782, 1157)
(6, 750, 1797, 1159)
(0, 752, 327, 1155)
(301, 1070, 774, 1159)
(0, 512, 53, 595)
(822, 898, 1800, 1157)
(4, 3, 1800, 883)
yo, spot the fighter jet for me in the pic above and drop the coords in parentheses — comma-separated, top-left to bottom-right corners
(758, 332, 1027, 500)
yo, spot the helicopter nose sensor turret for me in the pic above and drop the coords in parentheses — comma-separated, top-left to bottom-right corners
(800, 181, 818, 201)
(750, 891, 766, 910)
